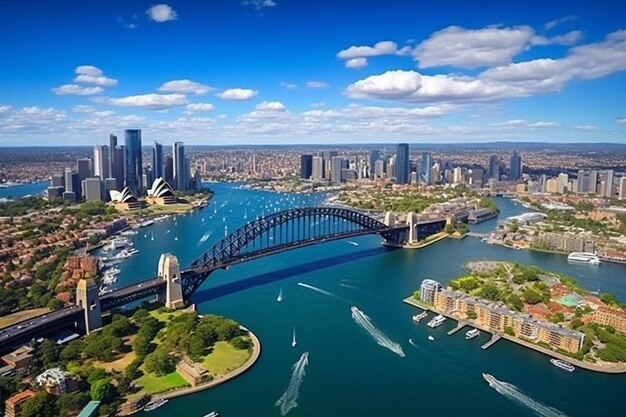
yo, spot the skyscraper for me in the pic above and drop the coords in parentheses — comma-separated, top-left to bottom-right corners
(164, 155, 174, 184)
(76, 158, 91, 184)
(330, 156, 344, 184)
(420, 152, 433, 184)
(93, 145, 109, 179)
(311, 156, 324, 181)
(173, 142, 187, 191)
(124, 129, 142, 195)
(488, 155, 501, 181)
(300, 155, 313, 179)
(509, 150, 522, 180)
(152, 141, 164, 180)
(112, 146, 125, 191)
(369, 149, 381, 179)
(395, 143, 409, 184)
(109, 134, 117, 177)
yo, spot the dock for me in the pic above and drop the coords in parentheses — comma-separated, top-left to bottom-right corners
(481, 334, 501, 350)
(447, 321, 467, 335)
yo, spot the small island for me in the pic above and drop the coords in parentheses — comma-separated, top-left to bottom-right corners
(406, 260, 626, 373)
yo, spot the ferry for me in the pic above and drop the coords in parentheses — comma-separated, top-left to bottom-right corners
(465, 329, 480, 339)
(412, 311, 428, 323)
(427, 314, 446, 328)
(144, 399, 168, 411)
(550, 358, 575, 372)
(567, 252, 601, 265)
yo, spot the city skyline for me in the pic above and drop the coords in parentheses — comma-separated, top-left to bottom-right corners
(1, 0, 626, 145)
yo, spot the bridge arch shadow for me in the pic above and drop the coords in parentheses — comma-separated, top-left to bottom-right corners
(190, 246, 387, 304)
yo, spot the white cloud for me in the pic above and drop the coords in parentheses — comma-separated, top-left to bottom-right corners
(101, 93, 188, 109)
(72, 105, 96, 113)
(185, 103, 216, 112)
(617, 117, 626, 125)
(345, 58, 368, 69)
(73, 65, 118, 87)
(545, 15, 578, 31)
(306, 81, 329, 89)
(0, 105, 13, 113)
(0, 106, 67, 133)
(493, 119, 558, 128)
(574, 125, 597, 130)
(242, 0, 277, 10)
(158, 79, 214, 95)
(147, 4, 178, 22)
(528, 121, 559, 128)
(255, 101, 286, 111)
(280, 82, 297, 89)
(217, 88, 258, 101)
(413, 25, 535, 68)
(52, 84, 104, 96)
(302, 103, 456, 122)
(531, 31, 582, 46)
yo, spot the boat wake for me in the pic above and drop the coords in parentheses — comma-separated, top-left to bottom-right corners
(351, 307, 405, 357)
(339, 283, 382, 300)
(346, 241, 359, 246)
(275, 352, 309, 416)
(297, 282, 349, 303)
(408, 338, 421, 350)
(485, 375, 568, 417)
(199, 231, 212, 244)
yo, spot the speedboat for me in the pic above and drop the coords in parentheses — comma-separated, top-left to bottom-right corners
(203, 412, 219, 417)
(428, 335, 434, 341)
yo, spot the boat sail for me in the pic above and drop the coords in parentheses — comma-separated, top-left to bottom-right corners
(277, 288, 283, 302)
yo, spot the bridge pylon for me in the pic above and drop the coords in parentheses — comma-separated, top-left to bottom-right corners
(158, 253, 185, 309)
(76, 278, 102, 334)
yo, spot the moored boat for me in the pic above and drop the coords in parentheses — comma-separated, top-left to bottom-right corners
(144, 399, 168, 411)
(550, 358, 575, 372)
(427, 314, 446, 328)
(465, 329, 480, 339)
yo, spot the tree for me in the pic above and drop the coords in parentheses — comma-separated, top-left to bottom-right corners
(188, 334, 207, 359)
(144, 348, 177, 376)
(465, 310, 477, 320)
(507, 293, 524, 312)
(523, 288, 543, 305)
(132, 308, 150, 322)
(84, 334, 123, 361)
(504, 326, 515, 336)
(548, 312, 565, 323)
(103, 315, 133, 338)
(90, 379, 112, 401)
(479, 283, 501, 302)
(570, 318, 584, 329)
(230, 336, 252, 350)
(61, 339, 85, 362)
(39, 339, 61, 369)
(56, 392, 90, 417)
(21, 391, 58, 417)
(86, 368, 108, 385)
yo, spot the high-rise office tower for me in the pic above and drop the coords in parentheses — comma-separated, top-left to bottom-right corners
(488, 155, 500, 181)
(63, 168, 79, 194)
(331, 156, 344, 184)
(420, 153, 433, 185)
(109, 134, 117, 177)
(619, 177, 626, 200)
(323, 151, 337, 179)
(509, 150, 522, 180)
(112, 146, 125, 191)
(173, 142, 187, 191)
(369, 150, 381, 179)
(76, 158, 92, 184)
(577, 170, 591, 194)
(83, 178, 102, 201)
(152, 141, 164, 180)
(93, 145, 110, 179)
(50, 173, 64, 188)
(311, 156, 324, 180)
(604, 170, 614, 198)
(124, 129, 142, 195)
(300, 155, 313, 179)
(164, 155, 174, 184)
(374, 160, 385, 179)
(395, 143, 409, 184)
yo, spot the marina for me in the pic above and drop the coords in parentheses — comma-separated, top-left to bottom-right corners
(426, 314, 446, 328)
(412, 311, 428, 323)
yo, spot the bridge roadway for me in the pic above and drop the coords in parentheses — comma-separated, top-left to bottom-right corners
(0, 305, 83, 351)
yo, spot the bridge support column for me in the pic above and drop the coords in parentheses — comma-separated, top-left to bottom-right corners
(158, 253, 185, 309)
(76, 278, 102, 334)
(406, 211, 416, 244)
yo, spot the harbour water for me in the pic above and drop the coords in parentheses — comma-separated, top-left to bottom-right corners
(0, 181, 47, 199)
(108, 184, 623, 417)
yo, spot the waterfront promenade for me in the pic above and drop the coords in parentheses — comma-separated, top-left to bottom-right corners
(403, 297, 626, 374)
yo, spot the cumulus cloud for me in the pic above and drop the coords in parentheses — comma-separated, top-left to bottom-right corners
(52, 84, 104, 96)
(280, 82, 297, 89)
(72, 105, 96, 113)
(73, 65, 118, 87)
(147, 4, 178, 22)
(242, 0, 277, 10)
(337, 41, 410, 68)
(493, 119, 558, 128)
(158, 79, 214, 95)
(217, 88, 258, 101)
(617, 117, 626, 124)
(306, 81, 329, 89)
(100, 93, 188, 109)
(413, 25, 535, 68)
(545, 15, 578, 31)
(531, 30, 583, 46)
(185, 103, 216, 112)
(255, 101, 286, 111)
(574, 125, 597, 130)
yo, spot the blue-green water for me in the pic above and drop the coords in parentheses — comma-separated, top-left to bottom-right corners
(0, 181, 47, 199)
(111, 184, 624, 417)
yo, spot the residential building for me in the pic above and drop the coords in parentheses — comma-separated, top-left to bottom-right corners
(4, 389, 36, 417)
(124, 129, 142, 195)
(419, 279, 442, 304)
(470, 168, 484, 188)
(50, 173, 64, 188)
(37, 367, 77, 395)
(531, 232, 596, 253)
(374, 159, 385, 179)
(300, 154, 313, 179)
(453, 167, 463, 184)
(620, 177, 626, 200)
(83, 178, 102, 202)
(593, 307, 626, 334)
(395, 143, 410, 184)
(1, 346, 34, 373)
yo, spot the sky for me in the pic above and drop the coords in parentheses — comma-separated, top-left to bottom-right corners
(1, 0, 625, 145)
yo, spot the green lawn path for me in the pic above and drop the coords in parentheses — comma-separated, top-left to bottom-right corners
(202, 341, 251, 376)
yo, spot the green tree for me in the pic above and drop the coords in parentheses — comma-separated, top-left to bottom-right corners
(465, 310, 477, 320)
(56, 392, 90, 417)
(84, 334, 123, 361)
(86, 368, 108, 385)
(90, 379, 112, 401)
(523, 287, 543, 304)
(479, 283, 501, 301)
(39, 339, 61, 369)
(144, 348, 177, 376)
(504, 326, 515, 336)
(548, 312, 565, 323)
(230, 336, 252, 350)
(21, 391, 58, 417)
(61, 339, 85, 362)
(507, 293, 524, 311)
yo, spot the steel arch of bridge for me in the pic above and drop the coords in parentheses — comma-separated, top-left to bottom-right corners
(182, 207, 407, 300)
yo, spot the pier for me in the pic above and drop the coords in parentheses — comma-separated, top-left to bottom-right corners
(447, 321, 467, 335)
(466, 232, 486, 239)
(481, 334, 501, 350)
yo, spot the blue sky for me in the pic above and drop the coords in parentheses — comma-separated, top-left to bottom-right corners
(1, 0, 625, 145)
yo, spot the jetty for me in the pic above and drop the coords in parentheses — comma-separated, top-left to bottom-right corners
(481, 334, 501, 350)
(447, 321, 467, 335)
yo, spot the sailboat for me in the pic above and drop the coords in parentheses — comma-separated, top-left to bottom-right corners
(428, 335, 434, 341)
(291, 327, 297, 347)
(277, 288, 283, 302)
(150, 231, 154, 241)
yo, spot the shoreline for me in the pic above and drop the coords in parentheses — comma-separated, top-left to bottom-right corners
(150, 326, 261, 402)
(403, 297, 626, 374)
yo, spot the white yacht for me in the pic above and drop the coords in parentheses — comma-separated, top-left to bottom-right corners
(550, 358, 575, 372)
(567, 252, 601, 265)
(465, 329, 480, 339)
(427, 314, 446, 328)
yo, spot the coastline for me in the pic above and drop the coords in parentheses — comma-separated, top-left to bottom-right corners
(150, 326, 261, 402)
(403, 297, 626, 374)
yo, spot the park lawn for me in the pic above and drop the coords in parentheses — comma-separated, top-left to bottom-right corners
(0, 307, 49, 329)
(135, 369, 189, 394)
(149, 309, 184, 323)
(202, 341, 251, 376)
